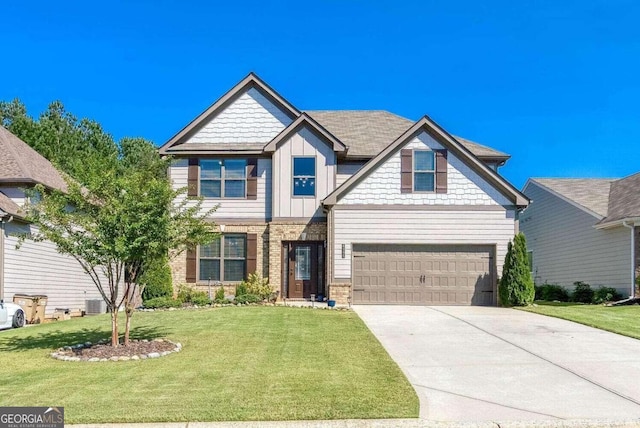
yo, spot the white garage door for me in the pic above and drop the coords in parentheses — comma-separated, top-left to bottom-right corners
(352, 244, 495, 305)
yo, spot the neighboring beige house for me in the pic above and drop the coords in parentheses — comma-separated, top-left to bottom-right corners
(521, 175, 640, 298)
(0, 126, 104, 317)
(161, 73, 528, 306)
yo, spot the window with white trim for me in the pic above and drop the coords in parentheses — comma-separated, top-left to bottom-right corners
(292, 157, 316, 197)
(200, 159, 247, 198)
(199, 234, 246, 281)
(413, 150, 435, 192)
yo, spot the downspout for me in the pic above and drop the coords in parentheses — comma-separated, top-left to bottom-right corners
(0, 216, 5, 302)
(623, 221, 635, 298)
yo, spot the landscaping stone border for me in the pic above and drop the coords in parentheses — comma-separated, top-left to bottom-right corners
(50, 338, 182, 362)
(138, 302, 352, 312)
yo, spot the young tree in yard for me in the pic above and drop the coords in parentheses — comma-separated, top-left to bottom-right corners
(6, 99, 217, 347)
(23, 142, 216, 346)
(498, 232, 535, 306)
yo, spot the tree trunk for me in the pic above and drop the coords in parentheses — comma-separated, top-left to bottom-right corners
(110, 309, 119, 347)
(124, 305, 133, 346)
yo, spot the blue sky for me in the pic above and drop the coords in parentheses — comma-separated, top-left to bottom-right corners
(1, 0, 638, 188)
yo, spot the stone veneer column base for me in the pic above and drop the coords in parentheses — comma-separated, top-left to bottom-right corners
(329, 283, 351, 306)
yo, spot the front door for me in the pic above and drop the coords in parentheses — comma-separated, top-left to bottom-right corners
(285, 242, 324, 299)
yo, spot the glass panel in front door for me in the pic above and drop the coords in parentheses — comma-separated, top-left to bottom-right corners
(295, 246, 311, 280)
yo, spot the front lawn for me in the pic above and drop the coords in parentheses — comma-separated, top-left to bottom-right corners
(0, 307, 418, 423)
(519, 302, 640, 339)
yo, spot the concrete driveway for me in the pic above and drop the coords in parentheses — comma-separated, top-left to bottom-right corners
(354, 305, 640, 422)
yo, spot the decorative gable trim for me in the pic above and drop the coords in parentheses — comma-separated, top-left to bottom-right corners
(322, 115, 529, 207)
(159, 72, 300, 154)
(263, 113, 347, 153)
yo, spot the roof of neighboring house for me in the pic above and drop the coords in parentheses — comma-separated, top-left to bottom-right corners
(306, 110, 510, 160)
(0, 190, 21, 217)
(600, 172, 640, 224)
(0, 126, 68, 191)
(529, 178, 616, 218)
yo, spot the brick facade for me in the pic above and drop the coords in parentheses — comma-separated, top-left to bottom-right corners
(267, 221, 327, 298)
(170, 221, 338, 301)
(169, 223, 269, 289)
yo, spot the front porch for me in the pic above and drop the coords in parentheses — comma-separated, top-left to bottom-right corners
(268, 220, 329, 300)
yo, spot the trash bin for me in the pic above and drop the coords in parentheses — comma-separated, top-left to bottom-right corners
(13, 294, 48, 324)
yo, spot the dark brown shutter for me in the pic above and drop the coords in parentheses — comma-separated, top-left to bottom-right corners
(400, 149, 413, 193)
(435, 149, 448, 194)
(246, 159, 258, 200)
(187, 158, 199, 197)
(186, 246, 197, 283)
(246, 233, 257, 277)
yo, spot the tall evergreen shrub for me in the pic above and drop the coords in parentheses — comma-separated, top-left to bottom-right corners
(140, 256, 174, 301)
(499, 233, 535, 306)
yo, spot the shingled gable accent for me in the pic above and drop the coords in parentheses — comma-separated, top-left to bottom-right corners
(322, 115, 529, 207)
(263, 113, 348, 153)
(159, 72, 301, 154)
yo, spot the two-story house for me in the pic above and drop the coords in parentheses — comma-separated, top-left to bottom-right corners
(160, 73, 528, 306)
(0, 126, 104, 318)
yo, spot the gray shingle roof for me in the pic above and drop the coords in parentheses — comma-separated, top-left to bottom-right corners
(0, 190, 21, 217)
(165, 142, 265, 153)
(531, 178, 616, 217)
(306, 110, 510, 160)
(601, 172, 640, 223)
(0, 126, 67, 191)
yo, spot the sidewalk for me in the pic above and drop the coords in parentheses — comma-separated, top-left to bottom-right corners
(69, 418, 640, 428)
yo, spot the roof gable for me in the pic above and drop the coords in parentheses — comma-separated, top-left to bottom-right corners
(525, 178, 614, 219)
(306, 110, 510, 161)
(0, 126, 68, 191)
(323, 115, 528, 207)
(160, 72, 300, 154)
(598, 172, 640, 226)
(264, 113, 347, 153)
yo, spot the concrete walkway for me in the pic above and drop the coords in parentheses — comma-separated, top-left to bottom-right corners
(354, 305, 640, 422)
(69, 418, 640, 428)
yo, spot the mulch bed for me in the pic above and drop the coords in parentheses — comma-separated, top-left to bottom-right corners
(51, 338, 181, 362)
(72, 340, 175, 358)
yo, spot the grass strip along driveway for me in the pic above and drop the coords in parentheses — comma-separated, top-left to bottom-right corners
(0, 306, 418, 424)
(520, 302, 640, 340)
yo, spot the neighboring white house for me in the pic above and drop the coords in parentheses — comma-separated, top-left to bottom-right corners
(520, 176, 640, 297)
(160, 72, 528, 306)
(0, 126, 104, 317)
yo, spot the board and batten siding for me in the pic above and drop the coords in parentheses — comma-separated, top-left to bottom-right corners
(185, 87, 292, 144)
(3, 221, 104, 316)
(333, 208, 516, 279)
(340, 131, 511, 206)
(272, 126, 336, 219)
(170, 158, 272, 220)
(520, 181, 632, 294)
(336, 162, 366, 188)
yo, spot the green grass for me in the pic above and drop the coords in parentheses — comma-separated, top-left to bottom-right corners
(0, 306, 418, 423)
(519, 301, 640, 339)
